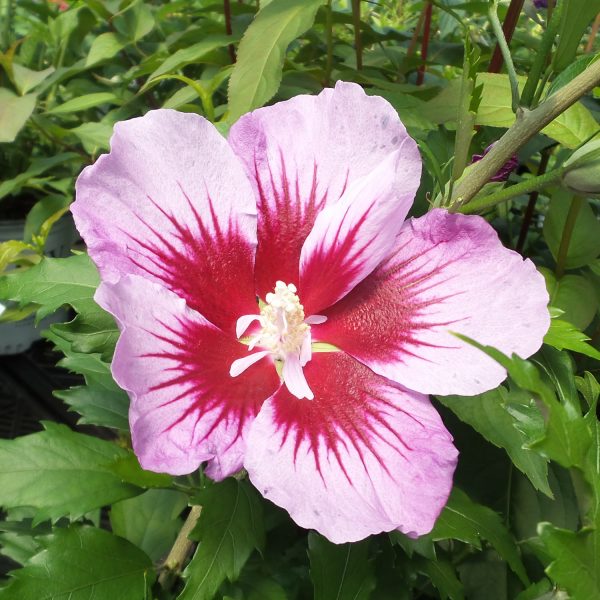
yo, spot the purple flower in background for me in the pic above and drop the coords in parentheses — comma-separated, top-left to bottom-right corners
(533, 0, 548, 8)
(72, 82, 550, 543)
(472, 144, 519, 182)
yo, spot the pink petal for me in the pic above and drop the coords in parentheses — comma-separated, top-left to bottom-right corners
(228, 81, 420, 299)
(72, 109, 258, 334)
(96, 275, 279, 477)
(299, 149, 416, 315)
(314, 209, 550, 396)
(244, 353, 457, 543)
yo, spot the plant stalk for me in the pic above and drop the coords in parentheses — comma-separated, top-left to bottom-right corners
(516, 146, 552, 253)
(489, 0, 520, 112)
(417, 2, 433, 85)
(324, 0, 333, 86)
(351, 0, 362, 70)
(457, 165, 566, 214)
(520, 0, 564, 107)
(488, 0, 525, 73)
(158, 504, 202, 590)
(224, 0, 236, 63)
(555, 195, 583, 278)
(449, 58, 600, 208)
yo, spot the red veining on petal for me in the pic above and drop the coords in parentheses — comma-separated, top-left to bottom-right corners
(300, 202, 376, 315)
(121, 184, 256, 334)
(270, 353, 422, 485)
(254, 150, 342, 299)
(139, 315, 279, 446)
(315, 247, 468, 363)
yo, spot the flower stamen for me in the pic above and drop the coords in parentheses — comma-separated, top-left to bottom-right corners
(230, 281, 326, 400)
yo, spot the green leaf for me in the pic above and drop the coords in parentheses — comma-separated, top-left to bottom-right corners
(309, 533, 376, 600)
(544, 318, 600, 360)
(0, 254, 100, 319)
(414, 557, 464, 600)
(227, 0, 325, 121)
(179, 479, 265, 600)
(11, 64, 55, 95)
(145, 35, 236, 86)
(110, 489, 188, 561)
(432, 488, 529, 585)
(438, 387, 551, 495)
(0, 422, 141, 522)
(50, 309, 119, 359)
(0, 89, 36, 143)
(85, 32, 127, 67)
(0, 526, 154, 600)
(46, 92, 121, 115)
(0, 153, 80, 200)
(457, 335, 592, 469)
(553, 0, 600, 71)
(539, 523, 600, 599)
(69, 121, 113, 153)
(424, 74, 599, 148)
(543, 270, 599, 331)
(543, 192, 600, 270)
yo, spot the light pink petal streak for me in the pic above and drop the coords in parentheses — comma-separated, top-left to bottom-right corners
(299, 149, 417, 315)
(228, 81, 420, 298)
(96, 275, 279, 478)
(315, 209, 550, 396)
(244, 353, 457, 543)
(73, 109, 257, 335)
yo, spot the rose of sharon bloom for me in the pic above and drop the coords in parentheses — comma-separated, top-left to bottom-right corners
(72, 82, 549, 543)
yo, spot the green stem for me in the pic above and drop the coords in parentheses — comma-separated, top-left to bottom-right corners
(456, 165, 566, 214)
(489, 0, 520, 112)
(520, 0, 564, 107)
(324, 0, 333, 86)
(351, 0, 362, 70)
(449, 58, 600, 208)
(555, 195, 583, 278)
(158, 504, 202, 590)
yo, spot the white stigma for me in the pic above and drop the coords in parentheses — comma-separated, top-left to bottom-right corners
(230, 281, 327, 400)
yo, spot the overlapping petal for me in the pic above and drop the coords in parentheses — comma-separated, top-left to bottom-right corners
(315, 209, 550, 396)
(299, 149, 417, 315)
(96, 275, 280, 477)
(228, 81, 420, 299)
(73, 110, 258, 334)
(244, 352, 457, 543)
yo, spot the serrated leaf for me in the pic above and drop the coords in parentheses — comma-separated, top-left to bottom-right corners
(0, 423, 142, 522)
(539, 523, 600, 599)
(0, 254, 99, 319)
(178, 479, 265, 600)
(110, 489, 188, 561)
(309, 533, 376, 600)
(432, 488, 529, 585)
(438, 388, 551, 495)
(544, 318, 600, 360)
(228, 0, 325, 121)
(0, 526, 154, 600)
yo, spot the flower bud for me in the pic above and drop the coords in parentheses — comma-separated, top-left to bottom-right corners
(562, 139, 600, 198)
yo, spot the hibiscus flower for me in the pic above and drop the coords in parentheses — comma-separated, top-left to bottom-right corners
(72, 82, 549, 543)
